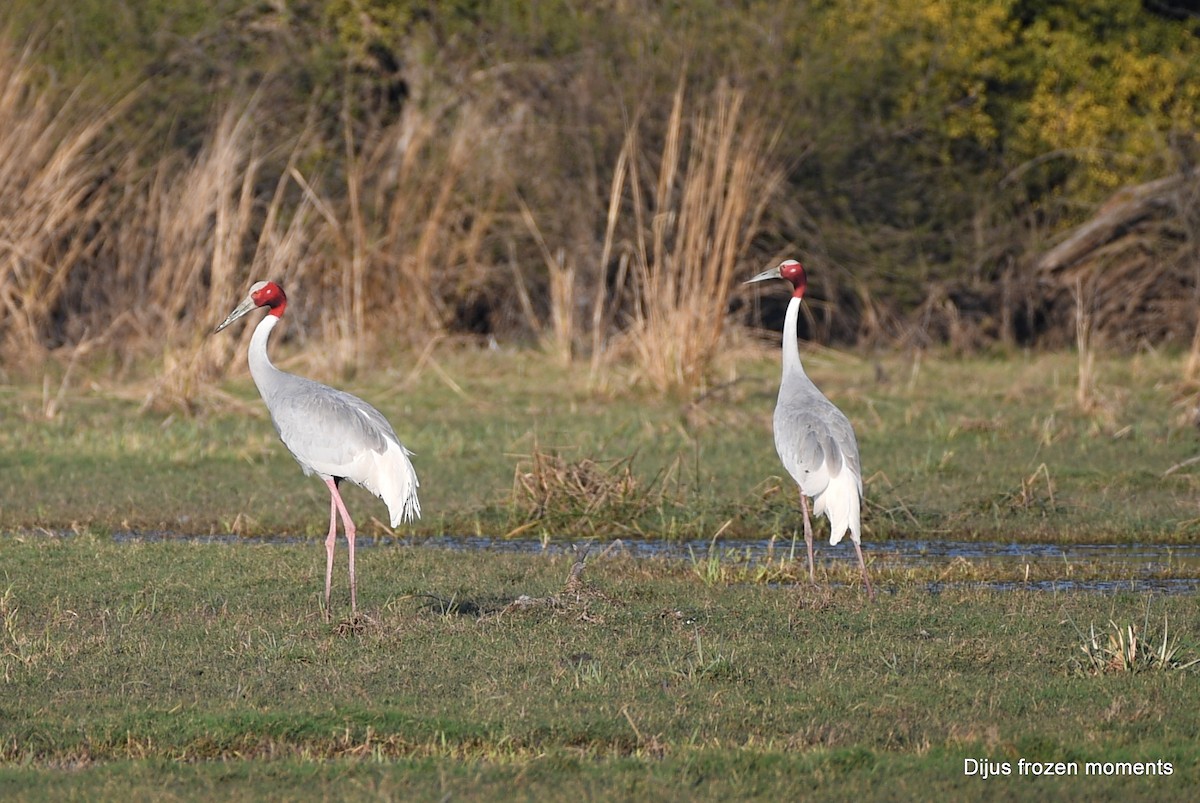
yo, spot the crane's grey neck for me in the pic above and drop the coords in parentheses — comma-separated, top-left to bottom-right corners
(248, 312, 285, 396)
(781, 295, 807, 379)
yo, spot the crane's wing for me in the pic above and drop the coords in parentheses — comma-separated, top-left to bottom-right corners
(774, 396, 864, 544)
(264, 373, 421, 525)
(265, 375, 411, 475)
(773, 397, 862, 499)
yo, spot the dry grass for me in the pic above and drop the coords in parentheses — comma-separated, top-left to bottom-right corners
(511, 447, 673, 534)
(516, 194, 577, 365)
(207, 75, 524, 379)
(0, 38, 793, 407)
(140, 102, 321, 412)
(0, 42, 326, 405)
(594, 81, 783, 393)
(0, 43, 126, 360)
(335, 88, 506, 344)
(0, 39, 526, 403)
(1075, 615, 1200, 675)
(1072, 276, 1097, 414)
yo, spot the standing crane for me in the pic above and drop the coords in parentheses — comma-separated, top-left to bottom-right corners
(746, 260, 874, 600)
(215, 281, 420, 618)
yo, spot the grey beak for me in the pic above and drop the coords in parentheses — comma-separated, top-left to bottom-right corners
(214, 295, 259, 333)
(744, 266, 783, 285)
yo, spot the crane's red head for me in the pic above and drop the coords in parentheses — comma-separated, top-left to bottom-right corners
(250, 280, 287, 317)
(214, 280, 288, 333)
(778, 260, 807, 299)
(745, 259, 807, 299)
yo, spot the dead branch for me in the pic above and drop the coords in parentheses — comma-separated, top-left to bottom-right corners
(1037, 168, 1199, 275)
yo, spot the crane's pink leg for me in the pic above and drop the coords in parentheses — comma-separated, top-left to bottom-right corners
(325, 478, 358, 616)
(800, 492, 816, 583)
(324, 485, 338, 618)
(852, 539, 876, 601)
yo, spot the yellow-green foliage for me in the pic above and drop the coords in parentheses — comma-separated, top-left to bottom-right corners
(819, 0, 1017, 149)
(1013, 0, 1200, 197)
(813, 0, 1200, 191)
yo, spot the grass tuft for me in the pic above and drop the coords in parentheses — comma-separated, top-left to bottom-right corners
(511, 447, 670, 534)
(1074, 613, 1200, 675)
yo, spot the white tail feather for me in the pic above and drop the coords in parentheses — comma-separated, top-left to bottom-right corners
(813, 469, 860, 546)
(361, 439, 421, 526)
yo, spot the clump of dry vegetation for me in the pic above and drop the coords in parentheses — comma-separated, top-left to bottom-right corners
(596, 82, 783, 392)
(140, 103, 323, 412)
(511, 448, 672, 535)
(1075, 615, 1200, 675)
(0, 30, 787, 404)
(0, 45, 123, 358)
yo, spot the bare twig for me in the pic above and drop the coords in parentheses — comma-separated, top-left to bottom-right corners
(1163, 455, 1200, 478)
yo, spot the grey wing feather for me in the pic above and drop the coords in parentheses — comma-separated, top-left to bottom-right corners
(774, 394, 862, 491)
(265, 375, 406, 474)
(796, 427, 827, 474)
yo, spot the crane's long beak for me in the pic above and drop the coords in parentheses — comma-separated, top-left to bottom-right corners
(214, 294, 259, 333)
(744, 265, 783, 285)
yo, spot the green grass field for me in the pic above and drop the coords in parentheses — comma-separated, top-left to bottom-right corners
(3, 347, 1200, 799)
(2, 539, 1197, 800)
(6, 347, 1200, 542)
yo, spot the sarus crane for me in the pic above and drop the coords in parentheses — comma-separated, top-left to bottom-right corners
(746, 260, 874, 600)
(216, 281, 420, 617)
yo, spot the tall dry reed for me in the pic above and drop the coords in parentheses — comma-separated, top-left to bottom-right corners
(2, 35, 783, 409)
(593, 82, 783, 393)
(330, 75, 520, 350)
(140, 102, 321, 411)
(516, 194, 576, 364)
(0, 43, 125, 359)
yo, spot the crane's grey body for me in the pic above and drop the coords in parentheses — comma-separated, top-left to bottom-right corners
(247, 314, 420, 526)
(217, 280, 419, 617)
(773, 298, 862, 547)
(747, 260, 873, 598)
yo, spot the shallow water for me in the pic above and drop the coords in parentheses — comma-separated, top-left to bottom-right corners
(96, 530, 1200, 594)
(424, 535, 1200, 571)
(921, 578, 1200, 595)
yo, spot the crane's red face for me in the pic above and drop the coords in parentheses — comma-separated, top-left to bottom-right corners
(745, 259, 807, 299)
(778, 260, 807, 299)
(251, 281, 288, 316)
(214, 280, 288, 333)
